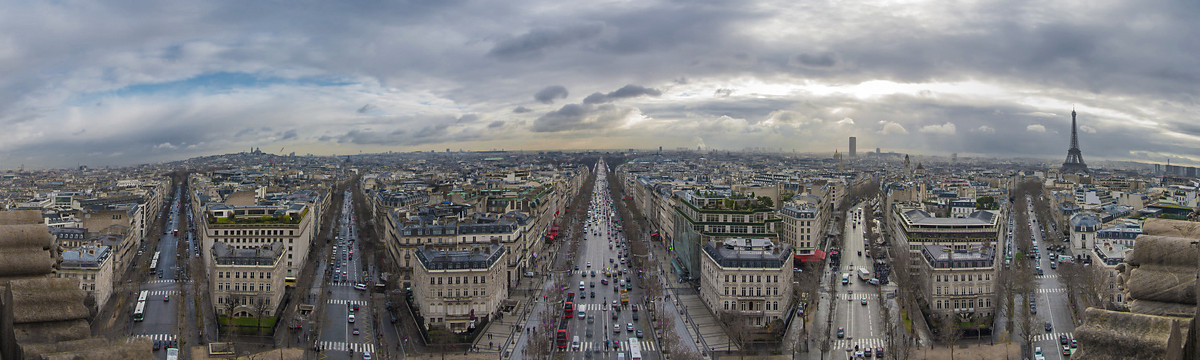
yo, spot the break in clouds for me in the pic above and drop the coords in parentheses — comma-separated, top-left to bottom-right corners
(0, 0, 1198, 168)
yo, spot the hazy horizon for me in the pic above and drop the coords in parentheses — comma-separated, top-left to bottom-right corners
(2, 0, 1197, 168)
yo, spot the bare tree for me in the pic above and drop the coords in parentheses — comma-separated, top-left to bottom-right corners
(820, 275, 838, 359)
(996, 262, 1017, 335)
(223, 294, 244, 336)
(1058, 262, 1084, 321)
(937, 314, 963, 360)
(254, 296, 272, 334)
(428, 324, 459, 360)
(672, 348, 705, 360)
(659, 312, 679, 353)
(792, 266, 820, 358)
(718, 310, 753, 359)
(1015, 268, 1038, 355)
(877, 284, 899, 360)
(886, 230, 924, 360)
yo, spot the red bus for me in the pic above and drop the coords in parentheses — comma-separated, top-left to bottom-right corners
(555, 318, 570, 350)
(563, 292, 575, 318)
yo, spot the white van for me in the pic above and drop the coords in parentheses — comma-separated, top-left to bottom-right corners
(571, 336, 580, 350)
(841, 273, 850, 285)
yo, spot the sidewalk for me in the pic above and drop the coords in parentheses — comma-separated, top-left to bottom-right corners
(472, 297, 527, 353)
(646, 239, 729, 356)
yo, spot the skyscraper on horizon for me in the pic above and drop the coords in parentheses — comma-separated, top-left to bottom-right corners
(849, 137, 856, 159)
(1062, 108, 1089, 173)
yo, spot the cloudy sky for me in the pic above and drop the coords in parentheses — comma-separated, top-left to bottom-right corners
(1, 0, 1198, 168)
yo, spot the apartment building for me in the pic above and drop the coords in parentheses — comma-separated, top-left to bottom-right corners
(412, 244, 508, 333)
(673, 189, 780, 279)
(386, 206, 528, 288)
(1069, 211, 1102, 253)
(58, 244, 114, 309)
(699, 238, 793, 328)
(888, 205, 1003, 272)
(51, 227, 87, 248)
(79, 203, 144, 277)
(919, 244, 997, 320)
(210, 242, 287, 318)
(778, 200, 828, 263)
(200, 203, 316, 277)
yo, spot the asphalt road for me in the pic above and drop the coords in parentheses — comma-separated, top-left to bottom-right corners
(131, 186, 186, 358)
(829, 204, 889, 357)
(1024, 196, 1077, 359)
(316, 191, 378, 359)
(564, 167, 659, 359)
(507, 159, 661, 360)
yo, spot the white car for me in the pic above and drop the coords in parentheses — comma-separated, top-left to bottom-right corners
(348, 314, 355, 323)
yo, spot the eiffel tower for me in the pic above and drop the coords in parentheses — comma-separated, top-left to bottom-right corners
(1061, 108, 1089, 173)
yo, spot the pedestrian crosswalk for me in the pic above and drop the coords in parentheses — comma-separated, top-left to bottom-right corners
(571, 339, 657, 352)
(575, 304, 609, 312)
(318, 341, 375, 353)
(147, 290, 179, 296)
(148, 279, 177, 284)
(133, 333, 176, 342)
(836, 293, 871, 301)
(329, 299, 368, 306)
(832, 337, 885, 350)
(1036, 288, 1066, 293)
(1033, 332, 1073, 343)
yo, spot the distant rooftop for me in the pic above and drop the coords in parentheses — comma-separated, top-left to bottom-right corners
(1093, 241, 1132, 266)
(900, 208, 997, 227)
(212, 242, 284, 266)
(1071, 212, 1102, 230)
(702, 238, 791, 269)
(61, 245, 110, 269)
(415, 244, 505, 271)
(921, 244, 994, 269)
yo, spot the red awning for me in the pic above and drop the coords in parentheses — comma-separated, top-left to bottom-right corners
(795, 249, 827, 263)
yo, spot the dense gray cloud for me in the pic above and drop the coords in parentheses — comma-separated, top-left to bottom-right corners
(532, 104, 633, 133)
(488, 24, 604, 60)
(582, 85, 663, 104)
(534, 85, 568, 104)
(794, 52, 838, 68)
(0, 0, 1198, 167)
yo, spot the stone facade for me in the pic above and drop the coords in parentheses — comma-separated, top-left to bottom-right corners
(918, 244, 996, 320)
(210, 242, 287, 318)
(699, 238, 793, 328)
(58, 244, 114, 310)
(412, 244, 508, 333)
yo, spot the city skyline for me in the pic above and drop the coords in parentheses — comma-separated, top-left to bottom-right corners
(1, 1, 1198, 169)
